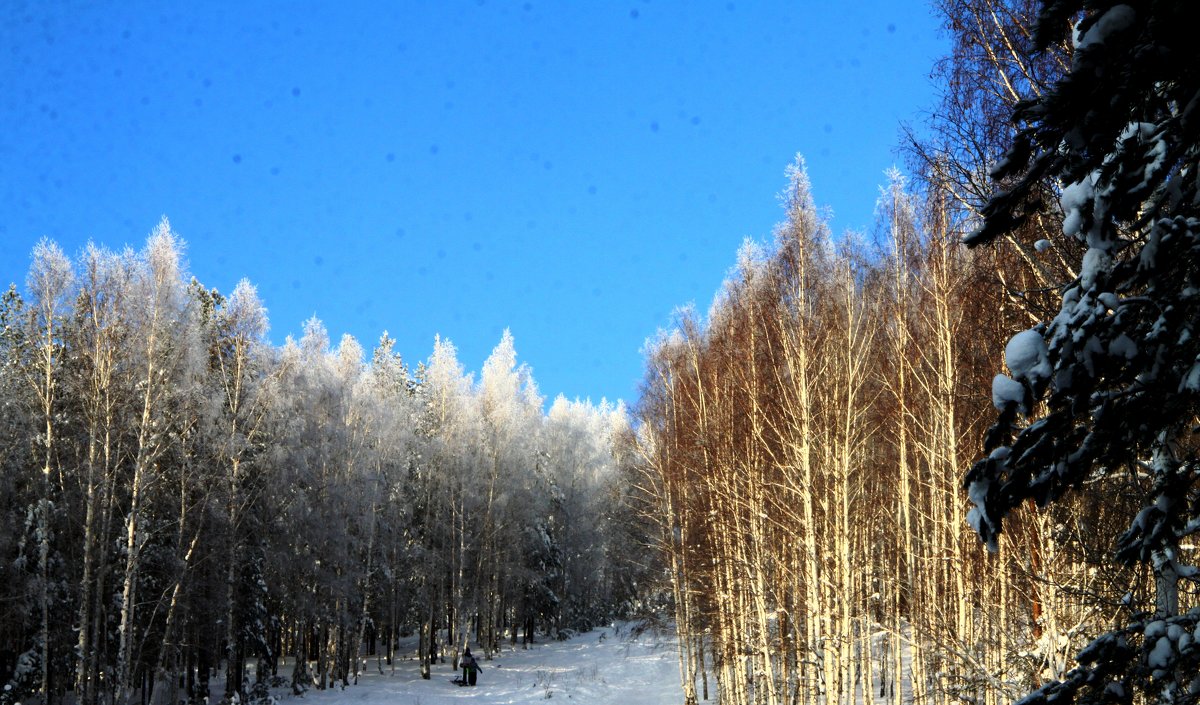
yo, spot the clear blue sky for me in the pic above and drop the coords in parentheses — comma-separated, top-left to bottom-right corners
(1, 2, 947, 406)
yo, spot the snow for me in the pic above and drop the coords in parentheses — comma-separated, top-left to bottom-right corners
(1074, 5, 1136, 51)
(1142, 129, 1168, 187)
(1109, 334, 1138, 361)
(1080, 247, 1111, 291)
(1005, 329, 1051, 386)
(266, 625, 684, 705)
(991, 373, 1025, 412)
(1182, 362, 1200, 392)
(1060, 177, 1094, 238)
(1140, 228, 1160, 271)
(966, 474, 997, 551)
(1149, 636, 1172, 669)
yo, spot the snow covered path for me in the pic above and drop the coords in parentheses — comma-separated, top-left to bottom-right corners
(295, 626, 684, 705)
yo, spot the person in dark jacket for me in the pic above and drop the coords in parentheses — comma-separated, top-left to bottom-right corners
(461, 648, 479, 686)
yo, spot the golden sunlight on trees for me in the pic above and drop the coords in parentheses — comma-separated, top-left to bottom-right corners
(632, 3, 1169, 703)
(634, 154, 1140, 705)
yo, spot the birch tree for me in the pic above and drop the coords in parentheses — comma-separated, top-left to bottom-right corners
(67, 244, 128, 705)
(414, 336, 476, 677)
(474, 331, 542, 651)
(206, 279, 275, 704)
(25, 240, 74, 703)
(114, 221, 194, 705)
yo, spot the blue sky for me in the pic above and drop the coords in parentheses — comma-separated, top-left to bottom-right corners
(1, 2, 946, 406)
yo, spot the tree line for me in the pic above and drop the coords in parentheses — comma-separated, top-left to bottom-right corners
(0, 223, 649, 705)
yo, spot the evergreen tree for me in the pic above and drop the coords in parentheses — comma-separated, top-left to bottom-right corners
(0, 285, 38, 705)
(965, 2, 1200, 703)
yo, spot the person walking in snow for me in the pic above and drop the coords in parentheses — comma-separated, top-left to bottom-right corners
(462, 647, 479, 686)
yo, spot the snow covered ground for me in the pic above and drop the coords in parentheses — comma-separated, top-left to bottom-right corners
(290, 624, 684, 705)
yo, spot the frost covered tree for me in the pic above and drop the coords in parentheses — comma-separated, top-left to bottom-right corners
(543, 397, 623, 631)
(205, 279, 275, 705)
(412, 334, 476, 677)
(114, 222, 202, 705)
(474, 330, 542, 651)
(355, 333, 418, 678)
(24, 240, 74, 702)
(67, 244, 130, 705)
(964, 2, 1200, 703)
(0, 228, 640, 705)
(275, 320, 367, 691)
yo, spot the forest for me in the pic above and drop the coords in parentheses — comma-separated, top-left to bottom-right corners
(635, 2, 1200, 705)
(0, 222, 653, 705)
(5, 2, 1199, 705)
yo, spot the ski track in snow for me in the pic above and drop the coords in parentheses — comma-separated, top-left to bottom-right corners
(285, 626, 682, 705)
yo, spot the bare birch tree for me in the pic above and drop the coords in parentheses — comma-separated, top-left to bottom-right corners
(25, 239, 74, 704)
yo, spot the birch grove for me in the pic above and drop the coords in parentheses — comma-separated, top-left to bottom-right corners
(0, 224, 640, 705)
(635, 159, 1140, 705)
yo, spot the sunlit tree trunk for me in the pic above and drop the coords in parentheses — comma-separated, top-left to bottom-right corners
(70, 245, 126, 705)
